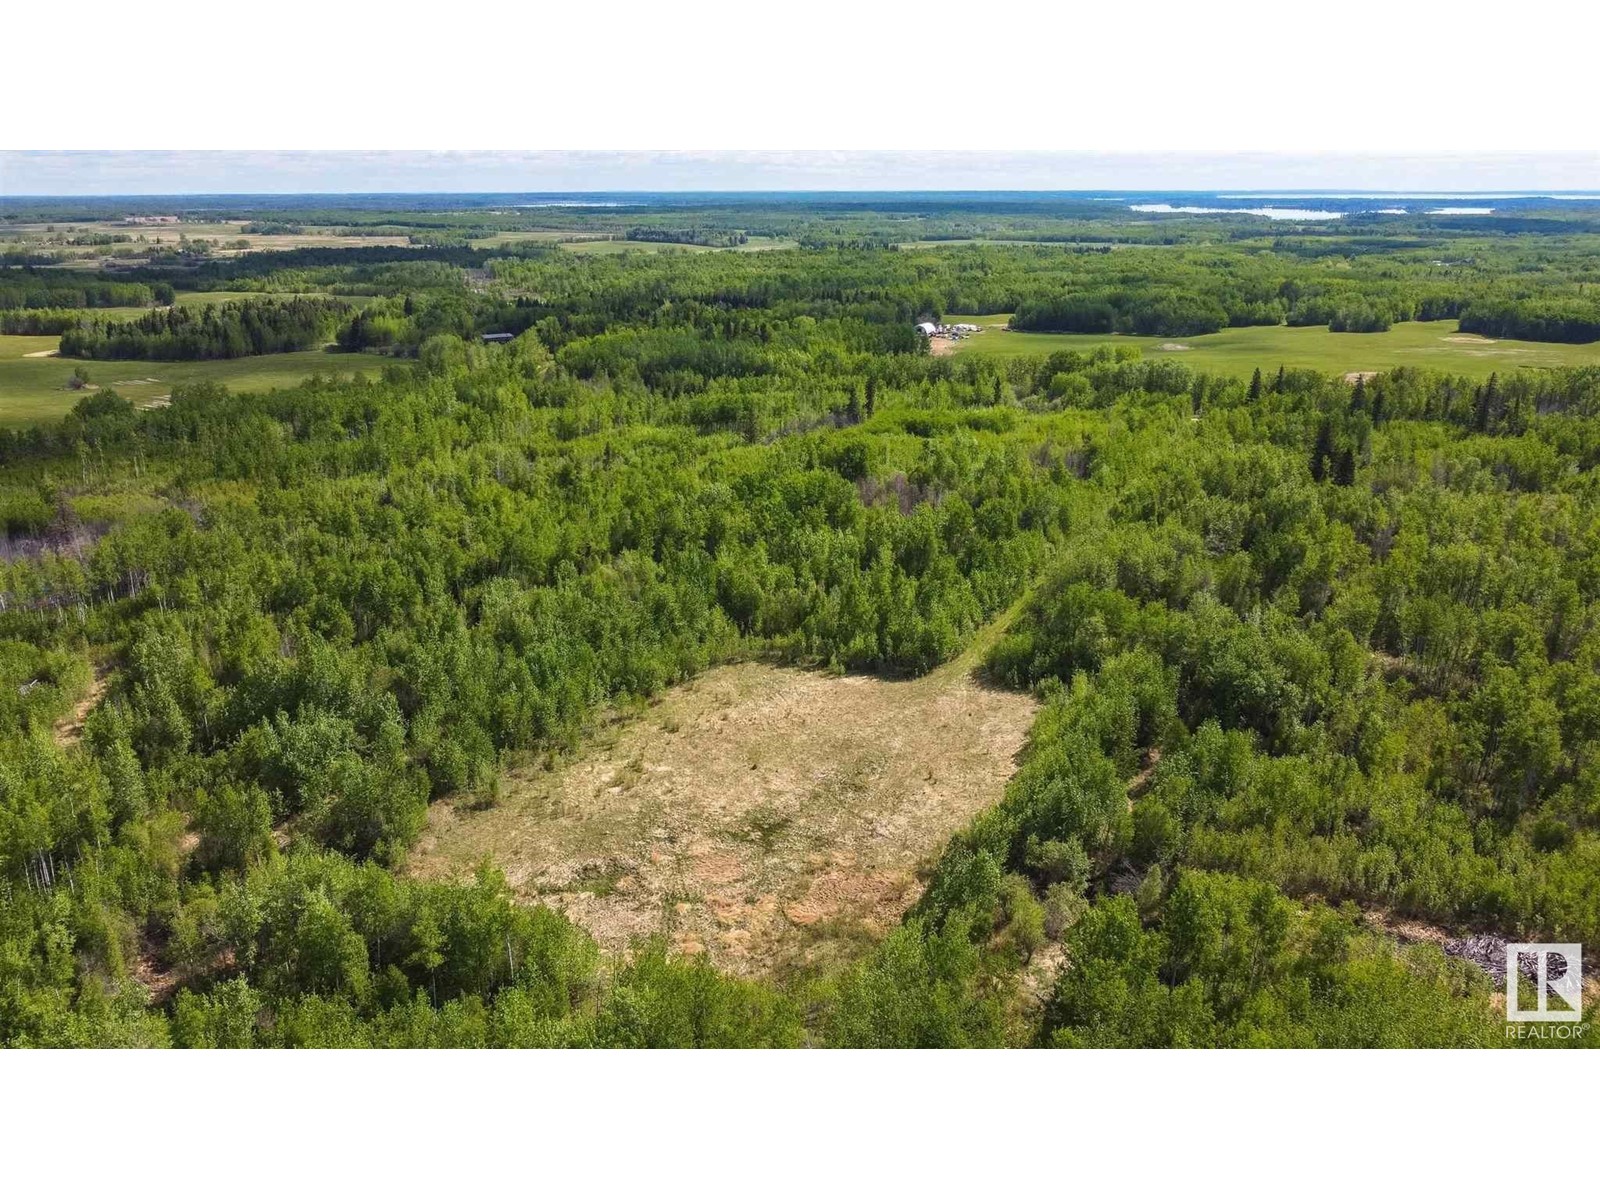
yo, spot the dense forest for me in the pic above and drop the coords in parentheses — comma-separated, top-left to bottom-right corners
(1460, 298, 1600, 344)
(6, 204, 1600, 368)
(1, 200, 1597, 1048)
(0, 273, 172, 310)
(58, 298, 350, 361)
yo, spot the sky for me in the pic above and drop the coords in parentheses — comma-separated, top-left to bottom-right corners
(4, 0, 1598, 195)
(5, 151, 1599, 196)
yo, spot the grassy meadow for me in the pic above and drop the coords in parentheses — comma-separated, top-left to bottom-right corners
(468, 234, 797, 254)
(0, 335, 392, 426)
(950, 317, 1600, 379)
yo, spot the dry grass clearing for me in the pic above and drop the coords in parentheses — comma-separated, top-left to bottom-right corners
(409, 651, 1038, 979)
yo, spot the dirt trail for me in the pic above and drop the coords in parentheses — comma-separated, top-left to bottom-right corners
(411, 606, 1039, 978)
(52, 666, 111, 749)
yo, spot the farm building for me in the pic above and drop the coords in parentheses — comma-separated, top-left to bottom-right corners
(480, 332, 515, 343)
(915, 322, 938, 336)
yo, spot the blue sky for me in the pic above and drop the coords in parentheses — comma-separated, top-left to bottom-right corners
(4, 152, 1599, 197)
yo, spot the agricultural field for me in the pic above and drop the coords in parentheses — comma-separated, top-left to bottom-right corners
(0, 218, 411, 264)
(0, 335, 390, 424)
(952, 317, 1600, 378)
(470, 233, 797, 253)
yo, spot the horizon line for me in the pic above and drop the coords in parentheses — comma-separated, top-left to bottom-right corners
(8, 187, 1600, 199)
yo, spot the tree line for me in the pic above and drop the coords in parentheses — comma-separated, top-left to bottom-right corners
(58, 297, 350, 361)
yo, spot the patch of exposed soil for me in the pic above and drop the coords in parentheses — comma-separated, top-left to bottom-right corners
(1343, 370, 1379, 383)
(410, 655, 1038, 979)
(52, 664, 111, 749)
(130, 931, 181, 1007)
(1363, 907, 1600, 1011)
(1126, 746, 1161, 809)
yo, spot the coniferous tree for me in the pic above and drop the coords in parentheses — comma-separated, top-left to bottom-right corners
(1333, 447, 1356, 486)
(1310, 420, 1333, 483)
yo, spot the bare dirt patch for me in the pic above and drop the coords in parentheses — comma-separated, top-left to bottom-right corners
(52, 664, 111, 749)
(1442, 334, 1497, 344)
(410, 655, 1038, 979)
(1343, 370, 1379, 384)
(1362, 906, 1600, 1013)
(1157, 342, 1192, 352)
(22, 349, 58, 358)
(929, 336, 958, 357)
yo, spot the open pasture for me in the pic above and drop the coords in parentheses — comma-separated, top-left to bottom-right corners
(0, 336, 393, 425)
(952, 318, 1600, 379)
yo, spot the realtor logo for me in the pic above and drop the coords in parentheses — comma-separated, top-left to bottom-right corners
(1506, 944, 1583, 1022)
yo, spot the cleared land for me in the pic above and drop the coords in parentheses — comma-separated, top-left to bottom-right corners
(471, 233, 797, 253)
(410, 650, 1038, 980)
(0, 219, 409, 262)
(0, 336, 392, 426)
(952, 318, 1600, 379)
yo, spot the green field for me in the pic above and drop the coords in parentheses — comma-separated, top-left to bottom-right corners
(0, 335, 392, 426)
(951, 318, 1600, 379)
(470, 233, 797, 254)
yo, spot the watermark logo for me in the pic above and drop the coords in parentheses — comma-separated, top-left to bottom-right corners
(1505, 943, 1582, 1023)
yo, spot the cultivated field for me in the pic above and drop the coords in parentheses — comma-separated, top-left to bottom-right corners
(410, 649, 1038, 980)
(470, 233, 796, 253)
(0, 219, 410, 262)
(952, 318, 1600, 379)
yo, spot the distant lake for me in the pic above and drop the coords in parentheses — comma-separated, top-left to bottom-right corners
(1132, 202, 1502, 220)
(1130, 204, 1343, 220)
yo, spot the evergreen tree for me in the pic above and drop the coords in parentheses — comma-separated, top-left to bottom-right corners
(1333, 447, 1356, 486)
(1350, 375, 1367, 414)
(1310, 420, 1333, 483)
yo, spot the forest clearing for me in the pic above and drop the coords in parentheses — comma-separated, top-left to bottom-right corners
(411, 656, 1037, 978)
(954, 318, 1600, 378)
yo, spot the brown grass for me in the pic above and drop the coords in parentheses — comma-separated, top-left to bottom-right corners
(409, 650, 1037, 979)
